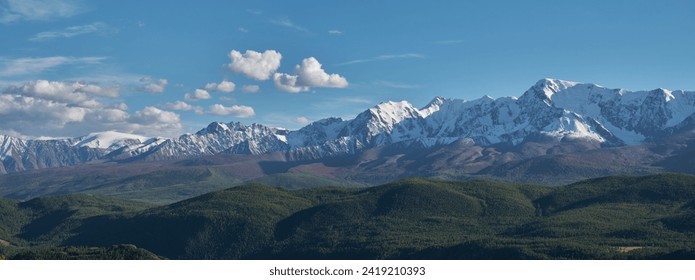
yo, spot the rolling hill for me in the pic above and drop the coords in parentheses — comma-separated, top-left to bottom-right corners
(1, 174, 694, 259)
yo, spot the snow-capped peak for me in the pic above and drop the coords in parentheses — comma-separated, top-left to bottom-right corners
(533, 78, 580, 100)
(3, 78, 695, 175)
(368, 100, 421, 123)
(419, 96, 446, 117)
(654, 88, 675, 102)
(197, 121, 232, 135)
(75, 131, 150, 150)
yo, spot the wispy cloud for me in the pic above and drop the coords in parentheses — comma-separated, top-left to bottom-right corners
(337, 53, 425, 66)
(30, 22, 113, 41)
(0, 56, 106, 76)
(328, 30, 343, 35)
(271, 17, 309, 33)
(0, 0, 83, 24)
(238, 27, 249, 33)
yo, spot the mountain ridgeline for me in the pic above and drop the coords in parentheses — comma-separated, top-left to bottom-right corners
(1, 174, 695, 260)
(2, 78, 695, 174)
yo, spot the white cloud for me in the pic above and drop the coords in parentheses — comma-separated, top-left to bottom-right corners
(227, 49, 282, 80)
(294, 116, 310, 125)
(208, 104, 255, 118)
(238, 27, 248, 33)
(4, 80, 118, 107)
(273, 57, 348, 93)
(137, 77, 168, 93)
(29, 22, 112, 41)
(218, 96, 236, 102)
(164, 101, 193, 111)
(129, 106, 180, 125)
(328, 30, 343, 35)
(1, 0, 83, 24)
(295, 57, 348, 88)
(273, 73, 308, 93)
(0, 94, 87, 127)
(164, 100, 203, 114)
(241, 85, 259, 93)
(0, 56, 105, 77)
(184, 89, 211, 101)
(204, 80, 235, 93)
(271, 17, 309, 33)
(0, 80, 183, 137)
(337, 53, 425, 66)
(114, 102, 128, 110)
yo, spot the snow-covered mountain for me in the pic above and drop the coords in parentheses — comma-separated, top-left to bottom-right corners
(0, 131, 152, 173)
(2, 78, 695, 174)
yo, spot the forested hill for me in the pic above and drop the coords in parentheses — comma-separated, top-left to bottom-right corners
(1, 173, 695, 260)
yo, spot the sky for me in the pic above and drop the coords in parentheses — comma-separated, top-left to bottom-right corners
(1, 0, 694, 138)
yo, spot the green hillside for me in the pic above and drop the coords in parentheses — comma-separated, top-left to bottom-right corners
(2, 174, 695, 259)
(0, 166, 245, 205)
(248, 173, 366, 189)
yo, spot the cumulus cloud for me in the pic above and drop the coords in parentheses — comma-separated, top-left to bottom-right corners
(204, 80, 235, 93)
(184, 88, 211, 101)
(273, 57, 348, 93)
(3, 79, 118, 107)
(137, 77, 168, 93)
(164, 100, 203, 114)
(0, 80, 183, 137)
(0, 94, 88, 128)
(114, 102, 128, 110)
(129, 106, 180, 125)
(241, 85, 260, 93)
(0, 56, 105, 77)
(208, 104, 255, 118)
(273, 73, 308, 93)
(227, 50, 281, 80)
(295, 57, 348, 88)
(30, 22, 113, 41)
(164, 101, 193, 111)
(1, 0, 83, 24)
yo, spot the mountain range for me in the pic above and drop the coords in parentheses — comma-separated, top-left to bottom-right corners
(2, 78, 695, 187)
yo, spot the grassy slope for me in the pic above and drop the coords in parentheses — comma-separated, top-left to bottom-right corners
(248, 173, 367, 189)
(1, 174, 695, 259)
(0, 166, 244, 205)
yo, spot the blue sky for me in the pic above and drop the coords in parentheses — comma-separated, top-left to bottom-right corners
(1, 0, 694, 138)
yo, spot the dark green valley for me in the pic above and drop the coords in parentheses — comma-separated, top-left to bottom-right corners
(1, 173, 695, 260)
